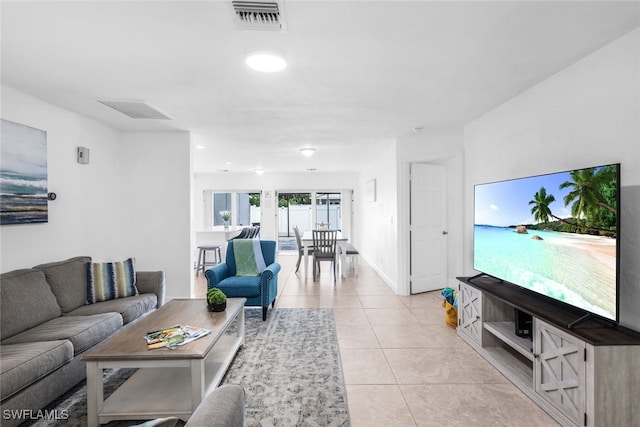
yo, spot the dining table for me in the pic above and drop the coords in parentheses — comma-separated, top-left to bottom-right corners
(300, 230, 349, 278)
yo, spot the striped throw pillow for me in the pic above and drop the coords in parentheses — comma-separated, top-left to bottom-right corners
(86, 258, 138, 304)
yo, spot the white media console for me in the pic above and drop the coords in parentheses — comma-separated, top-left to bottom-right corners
(457, 276, 640, 427)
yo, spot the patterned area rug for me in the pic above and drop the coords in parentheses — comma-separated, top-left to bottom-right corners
(26, 308, 350, 427)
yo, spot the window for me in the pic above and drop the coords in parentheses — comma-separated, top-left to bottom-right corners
(315, 192, 342, 230)
(209, 191, 260, 227)
(213, 193, 232, 226)
(237, 192, 261, 226)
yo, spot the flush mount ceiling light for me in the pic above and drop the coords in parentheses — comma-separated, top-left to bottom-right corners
(246, 51, 287, 72)
(254, 168, 265, 175)
(299, 147, 316, 157)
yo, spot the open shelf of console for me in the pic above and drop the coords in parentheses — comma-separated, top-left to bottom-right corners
(456, 275, 640, 427)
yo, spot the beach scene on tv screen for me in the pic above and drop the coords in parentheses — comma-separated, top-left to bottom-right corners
(474, 165, 618, 320)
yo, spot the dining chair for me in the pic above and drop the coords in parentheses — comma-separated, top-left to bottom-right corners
(312, 230, 337, 281)
(230, 227, 251, 240)
(293, 225, 312, 273)
(248, 226, 261, 238)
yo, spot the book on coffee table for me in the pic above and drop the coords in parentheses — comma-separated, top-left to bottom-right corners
(144, 325, 211, 349)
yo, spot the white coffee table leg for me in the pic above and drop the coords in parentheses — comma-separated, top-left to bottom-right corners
(238, 306, 245, 346)
(86, 362, 103, 427)
(190, 359, 205, 412)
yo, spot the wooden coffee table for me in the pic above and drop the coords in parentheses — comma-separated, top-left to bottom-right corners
(82, 298, 246, 426)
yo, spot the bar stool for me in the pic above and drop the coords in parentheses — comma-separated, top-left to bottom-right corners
(196, 245, 222, 276)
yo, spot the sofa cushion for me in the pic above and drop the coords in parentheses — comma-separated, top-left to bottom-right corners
(87, 258, 138, 304)
(67, 293, 157, 324)
(0, 269, 62, 340)
(216, 277, 261, 299)
(0, 340, 73, 400)
(34, 256, 92, 313)
(2, 313, 122, 355)
(184, 384, 246, 427)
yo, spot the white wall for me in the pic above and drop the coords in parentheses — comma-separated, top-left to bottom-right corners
(356, 142, 399, 289)
(464, 29, 640, 331)
(1, 86, 122, 270)
(1, 87, 193, 301)
(119, 132, 192, 300)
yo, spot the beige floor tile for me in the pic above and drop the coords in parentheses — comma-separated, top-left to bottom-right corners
(400, 384, 559, 427)
(399, 290, 443, 307)
(340, 348, 397, 384)
(333, 308, 371, 325)
(346, 385, 417, 427)
(317, 283, 359, 295)
(193, 275, 207, 298)
(274, 295, 319, 308)
(384, 348, 509, 384)
(409, 307, 449, 325)
(354, 284, 397, 295)
(279, 283, 321, 296)
(336, 324, 380, 349)
(319, 295, 363, 308)
(359, 295, 407, 308)
(372, 323, 461, 348)
(365, 308, 420, 325)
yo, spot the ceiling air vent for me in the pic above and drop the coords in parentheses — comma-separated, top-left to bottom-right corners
(231, 1, 285, 31)
(97, 99, 172, 120)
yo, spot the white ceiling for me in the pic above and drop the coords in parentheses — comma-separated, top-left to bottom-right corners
(2, 1, 639, 174)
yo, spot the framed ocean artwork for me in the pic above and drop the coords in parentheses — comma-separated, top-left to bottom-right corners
(0, 119, 48, 225)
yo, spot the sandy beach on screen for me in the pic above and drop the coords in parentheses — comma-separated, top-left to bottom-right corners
(550, 232, 617, 268)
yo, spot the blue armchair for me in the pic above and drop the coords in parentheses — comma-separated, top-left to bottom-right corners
(205, 240, 281, 321)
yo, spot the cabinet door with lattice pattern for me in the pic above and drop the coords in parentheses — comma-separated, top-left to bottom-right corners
(458, 282, 483, 345)
(534, 319, 586, 426)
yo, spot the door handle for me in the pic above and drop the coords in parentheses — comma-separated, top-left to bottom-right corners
(442, 231, 448, 235)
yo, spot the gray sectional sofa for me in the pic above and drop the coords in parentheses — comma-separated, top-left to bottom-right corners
(0, 256, 165, 427)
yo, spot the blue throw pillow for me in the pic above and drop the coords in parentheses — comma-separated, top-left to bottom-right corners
(86, 258, 138, 304)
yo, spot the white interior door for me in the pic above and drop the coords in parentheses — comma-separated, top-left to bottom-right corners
(410, 163, 448, 293)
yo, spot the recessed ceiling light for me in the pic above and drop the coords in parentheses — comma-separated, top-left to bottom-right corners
(300, 147, 316, 157)
(196, 145, 205, 149)
(246, 51, 287, 72)
(254, 168, 265, 175)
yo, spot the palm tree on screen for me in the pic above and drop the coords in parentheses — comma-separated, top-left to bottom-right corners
(529, 187, 558, 223)
(560, 167, 616, 225)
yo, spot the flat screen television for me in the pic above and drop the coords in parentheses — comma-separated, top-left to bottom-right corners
(473, 163, 620, 327)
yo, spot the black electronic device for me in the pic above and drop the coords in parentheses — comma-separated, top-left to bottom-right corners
(473, 163, 620, 328)
(514, 309, 533, 338)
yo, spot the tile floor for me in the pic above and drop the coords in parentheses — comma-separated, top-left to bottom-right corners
(195, 252, 559, 427)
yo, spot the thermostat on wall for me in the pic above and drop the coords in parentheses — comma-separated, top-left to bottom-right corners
(77, 146, 90, 164)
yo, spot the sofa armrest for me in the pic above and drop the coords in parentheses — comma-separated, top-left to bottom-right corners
(264, 262, 281, 277)
(204, 263, 230, 289)
(185, 384, 245, 427)
(259, 262, 281, 308)
(135, 271, 166, 308)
